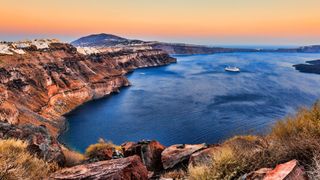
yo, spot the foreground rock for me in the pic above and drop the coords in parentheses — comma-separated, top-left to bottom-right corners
(161, 143, 207, 169)
(264, 160, 307, 180)
(245, 159, 307, 180)
(0, 121, 65, 165)
(245, 168, 273, 180)
(122, 140, 165, 171)
(50, 155, 148, 180)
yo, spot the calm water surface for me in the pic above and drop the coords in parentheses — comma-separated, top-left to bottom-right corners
(60, 53, 320, 152)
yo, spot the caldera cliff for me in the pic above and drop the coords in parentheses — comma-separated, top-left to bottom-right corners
(0, 40, 176, 136)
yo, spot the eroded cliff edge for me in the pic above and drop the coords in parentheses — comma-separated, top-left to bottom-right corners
(0, 40, 176, 136)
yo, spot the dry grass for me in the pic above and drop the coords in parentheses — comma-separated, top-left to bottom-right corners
(189, 101, 320, 179)
(307, 153, 320, 179)
(161, 169, 187, 179)
(85, 138, 121, 162)
(62, 148, 85, 167)
(0, 139, 58, 180)
(191, 136, 267, 179)
(188, 165, 211, 180)
(268, 102, 320, 166)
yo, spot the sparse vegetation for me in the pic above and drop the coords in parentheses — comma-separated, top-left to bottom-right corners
(62, 148, 85, 167)
(0, 139, 58, 180)
(189, 165, 211, 180)
(307, 153, 320, 179)
(161, 169, 187, 179)
(189, 101, 320, 179)
(85, 138, 122, 162)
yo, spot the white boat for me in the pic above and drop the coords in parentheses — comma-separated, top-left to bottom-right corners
(225, 66, 240, 72)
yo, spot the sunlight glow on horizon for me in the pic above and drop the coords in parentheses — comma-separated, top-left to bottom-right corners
(1, 0, 320, 45)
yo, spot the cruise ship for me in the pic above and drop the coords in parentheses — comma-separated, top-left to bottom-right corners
(225, 66, 240, 72)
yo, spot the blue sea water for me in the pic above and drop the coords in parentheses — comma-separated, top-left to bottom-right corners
(59, 52, 320, 152)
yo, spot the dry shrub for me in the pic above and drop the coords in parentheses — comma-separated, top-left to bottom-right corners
(268, 101, 320, 166)
(85, 138, 121, 162)
(161, 169, 187, 179)
(62, 148, 85, 167)
(189, 101, 320, 179)
(0, 139, 58, 180)
(188, 165, 211, 180)
(194, 136, 268, 179)
(307, 153, 320, 179)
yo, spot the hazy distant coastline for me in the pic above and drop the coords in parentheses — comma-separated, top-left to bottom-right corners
(71, 33, 320, 55)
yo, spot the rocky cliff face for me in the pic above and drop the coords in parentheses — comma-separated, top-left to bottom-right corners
(0, 41, 176, 136)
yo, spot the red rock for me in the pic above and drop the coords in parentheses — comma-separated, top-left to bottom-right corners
(50, 155, 148, 180)
(245, 168, 272, 180)
(47, 84, 59, 97)
(88, 146, 114, 162)
(264, 160, 307, 180)
(122, 140, 165, 171)
(122, 142, 136, 153)
(161, 144, 207, 169)
(0, 100, 19, 124)
(0, 87, 8, 103)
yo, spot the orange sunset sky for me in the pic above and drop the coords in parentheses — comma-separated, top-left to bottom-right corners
(1, 0, 320, 45)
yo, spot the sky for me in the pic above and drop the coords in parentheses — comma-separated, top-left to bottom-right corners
(1, 0, 320, 46)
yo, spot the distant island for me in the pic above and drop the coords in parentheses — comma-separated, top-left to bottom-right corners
(294, 59, 320, 74)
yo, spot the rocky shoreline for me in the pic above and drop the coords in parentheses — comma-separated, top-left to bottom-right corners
(294, 59, 320, 74)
